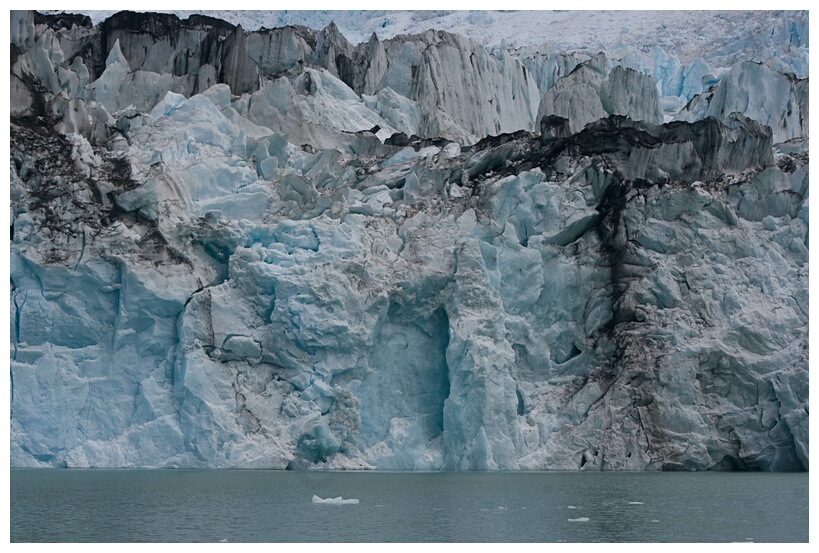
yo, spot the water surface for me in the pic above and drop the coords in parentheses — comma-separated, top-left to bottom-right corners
(10, 470, 808, 542)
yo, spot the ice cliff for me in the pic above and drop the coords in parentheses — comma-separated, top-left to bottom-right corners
(9, 11, 809, 471)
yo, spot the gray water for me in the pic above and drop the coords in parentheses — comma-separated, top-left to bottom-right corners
(10, 469, 808, 542)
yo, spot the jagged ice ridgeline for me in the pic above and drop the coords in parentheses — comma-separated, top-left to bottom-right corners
(9, 10, 808, 470)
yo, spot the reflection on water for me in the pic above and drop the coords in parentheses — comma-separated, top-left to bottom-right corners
(10, 470, 808, 542)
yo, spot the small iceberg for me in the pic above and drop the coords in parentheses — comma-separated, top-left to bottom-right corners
(312, 495, 359, 505)
(628, 501, 644, 505)
(568, 517, 590, 522)
(567, 505, 577, 509)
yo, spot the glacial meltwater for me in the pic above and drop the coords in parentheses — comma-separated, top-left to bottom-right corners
(10, 470, 807, 542)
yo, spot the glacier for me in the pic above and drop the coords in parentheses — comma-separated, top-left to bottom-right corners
(9, 10, 808, 471)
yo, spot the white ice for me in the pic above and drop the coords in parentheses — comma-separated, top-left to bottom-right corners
(312, 495, 360, 505)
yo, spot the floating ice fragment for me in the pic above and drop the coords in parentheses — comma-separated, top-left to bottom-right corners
(651, 520, 660, 523)
(567, 505, 577, 509)
(568, 517, 590, 522)
(628, 501, 644, 505)
(219, 539, 229, 543)
(312, 495, 359, 504)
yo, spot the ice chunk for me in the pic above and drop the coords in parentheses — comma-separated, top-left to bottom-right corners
(312, 495, 359, 505)
(149, 91, 186, 120)
(568, 517, 590, 522)
(628, 501, 644, 505)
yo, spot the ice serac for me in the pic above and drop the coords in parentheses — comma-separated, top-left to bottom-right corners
(30, 12, 539, 146)
(100, 11, 260, 96)
(443, 239, 521, 470)
(652, 46, 716, 103)
(9, 10, 809, 471)
(519, 51, 589, 98)
(678, 61, 809, 143)
(536, 53, 663, 134)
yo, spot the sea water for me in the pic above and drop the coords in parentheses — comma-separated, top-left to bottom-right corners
(10, 470, 808, 542)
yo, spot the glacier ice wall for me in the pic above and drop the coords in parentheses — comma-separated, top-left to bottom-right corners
(9, 10, 809, 470)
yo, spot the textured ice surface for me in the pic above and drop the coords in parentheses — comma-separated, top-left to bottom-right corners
(676, 61, 809, 143)
(9, 10, 809, 470)
(536, 53, 664, 133)
(67, 11, 808, 72)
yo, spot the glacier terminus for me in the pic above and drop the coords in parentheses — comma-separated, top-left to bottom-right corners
(9, 10, 808, 471)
